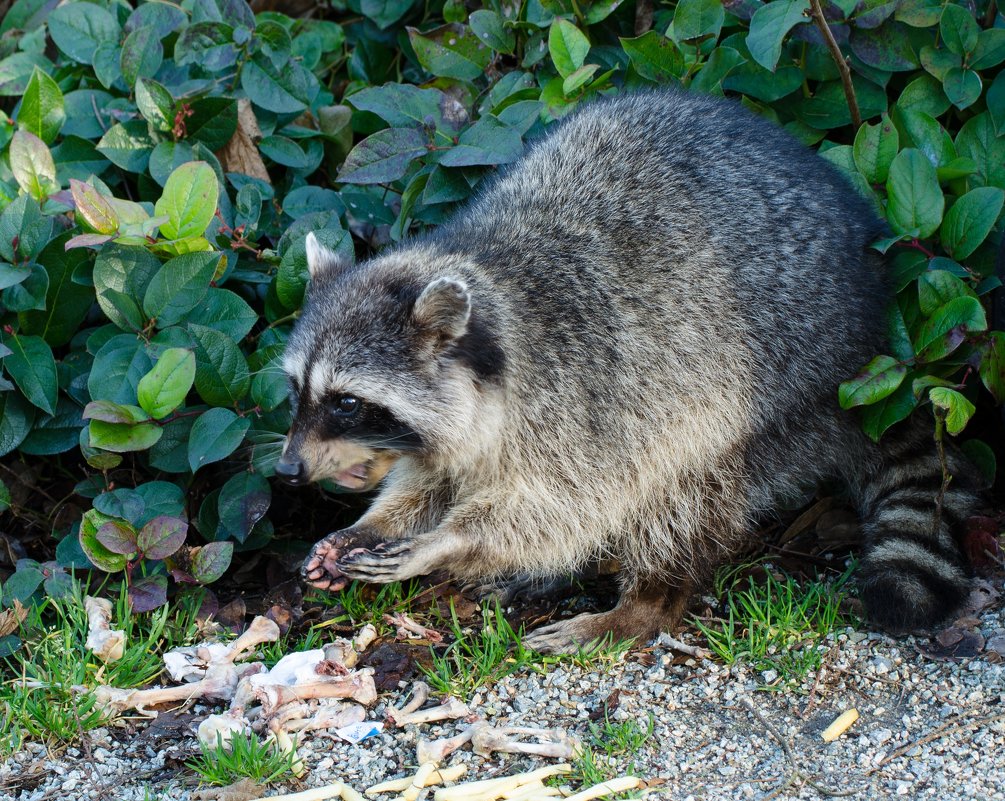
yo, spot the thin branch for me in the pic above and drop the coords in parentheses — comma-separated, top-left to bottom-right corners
(867, 709, 1005, 774)
(807, 0, 862, 130)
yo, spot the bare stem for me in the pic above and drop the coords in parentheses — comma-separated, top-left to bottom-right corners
(807, 0, 862, 130)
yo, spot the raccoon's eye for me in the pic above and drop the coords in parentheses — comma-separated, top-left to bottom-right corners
(331, 395, 361, 417)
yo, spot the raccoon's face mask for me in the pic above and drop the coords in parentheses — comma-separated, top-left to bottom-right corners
(277, 234, 479, 490)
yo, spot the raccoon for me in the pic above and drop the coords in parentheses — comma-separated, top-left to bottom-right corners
(278, 88, 980, 653)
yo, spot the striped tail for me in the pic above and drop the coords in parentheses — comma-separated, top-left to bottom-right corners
(855, 423, 980, 631)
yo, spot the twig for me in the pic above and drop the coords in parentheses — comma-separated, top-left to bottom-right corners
(867, 708, 1005, 774)
(659, 634, 712, 660)
(799, 647, 835, 720)
(807, 0, 861, 129)
(740, 696, 861, 799)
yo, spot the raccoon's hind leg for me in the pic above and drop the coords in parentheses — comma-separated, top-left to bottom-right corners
(522, 574, 695, 654)
(854, 424, 980, 631)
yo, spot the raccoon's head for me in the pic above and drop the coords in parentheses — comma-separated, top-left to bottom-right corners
(276, 233, 504, 491)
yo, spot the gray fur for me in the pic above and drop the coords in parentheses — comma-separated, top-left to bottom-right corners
(285, 88, 978, 651)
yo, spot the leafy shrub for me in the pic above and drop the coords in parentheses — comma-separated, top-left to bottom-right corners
(0, 0, 1002, 610)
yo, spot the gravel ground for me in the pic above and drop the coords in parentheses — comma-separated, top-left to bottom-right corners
(3, 581, 1004, 801)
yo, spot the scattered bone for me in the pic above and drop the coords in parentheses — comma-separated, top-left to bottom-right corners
(386, 681, 429, 726)
(247, 783, 345, 801)
(225, 616, 281, 662)
(471, 723, 582, 760)
(821, 708, 859, 742)
(656, 633, 712, 660)
(366, 765, 467, 796)
(403, 762, 438, 801)
(198, 710, 252, 750)
(270, 700, 366, 734)
(84, 596, 125, 662)
(384, 612, 443, 642)
(416, 727, 475, 765)
(390, 696, 470, 727)
(564, 777, 641, 801)
(265, 726, 306, 778)
(434, 765, 572, 801)
(353, 623, 379, 651)
(340, 785, 366, 801)
(255, 670, 377, 715)
(165, 643, 232, 683)
(501, 782, 562, 801)
(323, 623, 379, 670)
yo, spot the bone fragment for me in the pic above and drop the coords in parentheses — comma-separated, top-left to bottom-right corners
(84, 596, 125, 662)
(416, 727, 476, 765)
(434, 765, 572, 801)
(198, 710, 252, 750)
(500, 782, 561, 801)
(94, 660, 242, 717)
(387, 681, 430, 726)
(340, 785, 366, 801)
(402, 762, 438, 801)
(246, 784, 345, 801)
(273, 700, 366, 734)
(365, 765, 467, 796)
(225, 616, 281, 663)
(391, 696, 469, 727)
(384, 612, 443, 642)
(470, 724, 582, 760)
(563, 777, 641, 801)
(821, 708, 859, 742)
(353, 623, 379, 652)
(266, 726, 306, 778)
(255, 671, 377, 715)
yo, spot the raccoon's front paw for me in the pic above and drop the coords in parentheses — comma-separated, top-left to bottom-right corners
(336, 538, 435, 584)
(302, 527, 382, 591)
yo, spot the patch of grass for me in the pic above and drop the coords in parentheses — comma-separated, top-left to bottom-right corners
(422, 601, 631, 696)
(693, 564, 852, 689)
(558, 715, 652, 799)
(186, 733, 296, 787)
(0, 580, 203, 755)
(307, 578, 427, 631)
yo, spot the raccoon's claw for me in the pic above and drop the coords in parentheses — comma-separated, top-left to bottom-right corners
(301, 529, 368, 591)
(523, 612, 639, 655)
(336, 538, 433, 583)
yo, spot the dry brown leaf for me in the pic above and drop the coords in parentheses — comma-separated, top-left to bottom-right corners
(0, 600, 27, 637)
(216, 99, 270, 185)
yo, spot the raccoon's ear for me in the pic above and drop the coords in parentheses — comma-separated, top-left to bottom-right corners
(305, 232, 348, 280)
(413, 277, 471, 341)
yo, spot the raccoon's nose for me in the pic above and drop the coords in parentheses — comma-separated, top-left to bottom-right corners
(275, 456, 306, 485)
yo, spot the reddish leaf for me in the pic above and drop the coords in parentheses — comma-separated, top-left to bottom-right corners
(96, 520, 138, 555)
(138, 515, 187, 560)
(129, 575, 168, 612)
(190, 541, 233, 584)
(963, 515, 1003, 574)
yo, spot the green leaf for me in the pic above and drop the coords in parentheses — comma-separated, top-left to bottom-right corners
(190, 289, 258, 341)
(746, 0, 809, 71)
(258, 135, 315, 170)
(408, 23, 492, 81)
(17, 66, 64, 144)
(188, 408, 250, 472)
(93, 246, 161, 332)
(176, 21, 240, 71)
(79, 509, 128, 572)
(347, 84, 462, 134)
(955, 113, 1005, 190)
(1, 0, 60, 35)
(928, 387, 974, 435)
(939, 187, 1005, 260)
(217, 471, 271, 543)
(189, 323, 251, 406)
(96, 520, 139, 555)
(83, 400, 150, 425)
(0, 392, 35, 457)
(548, 19, 590, 78)
(69, 179, 118, 235)
(8, 130, 58, 201)
(673, 0, 725, 42)
(137, 516, 187, 559)
(853, 114, 898, 184)
(439, 116, 523, 167)
(917, 270, 974, 316)
(120, 25, 163, 87)
(849, 22, 919, 71)
(0, 194, 51, 262)
(18, 234, 92, 347)
(987, 72, 1005, 137)
(89, 419, 163, 452)
(88, 335, 154, 405)
(155, 161, 220, 241)
(97, 121, 155, 174)
(1, 332, 56, 415)
(939, 5, 978, 57)
(913, 295, 987, 362)
(338, 128, 428, 184)
(979, 332, 1005, 404)
(860, 381, 917, 441)
(135, 79, 174, 132)
(241, 52, 318, 114)
(942, 67, 982, 111)
(838, 355, 907, 408)
(137, 348, 195, 420)
(143, 252, 221, 328)
(191, 541, 233, 583)
(562, 64, 599, 96)
(186, 97, 238, 151)
(885, 148, 944, 238)
(469, 10, 515, 54)
(919, 45, 960, 81)
(970, 29, 1005, 70)
(46, 3, 120, 64)
(619, 32, 685, 83)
